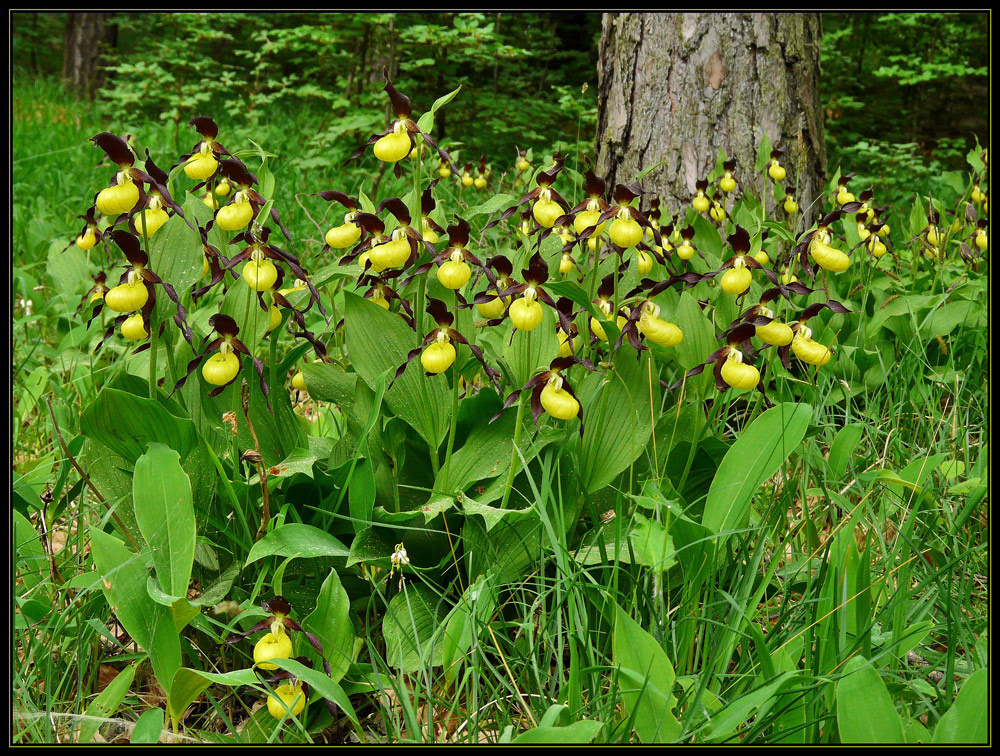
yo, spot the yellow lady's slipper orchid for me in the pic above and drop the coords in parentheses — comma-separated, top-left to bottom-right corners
(120, 312, 149, 341)
(184, 143, 218, 180)
(533, 196, 562, 228)
(635, 250, 653, 275)
(809, 237, 851, 273)
(791, 325, 832, 366)
(574, 208, 606, 237)
(510, 296, 544, 331)
(368, 236, 411, 272)
(720, 350, 760, 390)
(477, 295, 509, 319)
(437, 254, 472, 290)
(867, 236, 887, 258)
(203, 351, 241, 386)
(540, 377, 580, 420)
(242, 258, 279, 292)
(136, 203, 170, 237)
(266, 305, 283, 332)
(105, 280, 149, 313)
(267, 682, 306, 720)
(421, 340, 457, 374)
(557, 328, 575, 357)
(254, 628, 293, 671)
(96, 176, 140, 216)
(755, 307, 794, 346)
(76, 227, 98, 251)
(637, 303, 682, 347)
(374, 127, 412, 163)
(720, 258, 752, 295)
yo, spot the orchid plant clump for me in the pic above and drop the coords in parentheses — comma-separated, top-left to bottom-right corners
(53, 66, 986, 742)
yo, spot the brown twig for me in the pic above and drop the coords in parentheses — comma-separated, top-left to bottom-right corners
(45, 397, 140, 552)
(240, 381, 270, 541)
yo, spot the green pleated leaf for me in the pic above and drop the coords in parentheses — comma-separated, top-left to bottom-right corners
(932, 668, 987, 744)
(383, 584, 447, 673)
(77, 661, 138, 742)
(80, 389, 198, 464)
(463, 192, 515, 220)
(133, 443, 195, 599)
(435, 410, 518, 493)
(703, 402, 812, 539)
(613, 603, 680, 743)
(416, 84, 462, 134)
(828, 422, 864, 479)
(512, 720, 604, 744)
(130, 707, 165, 744)
(167, 667, 214, 731)
(346, 525, 396, 569)
(301, 361, 359, 405)
(441, 574, 499, 682)
(147, 199, 208, 323)
(245, 523, 349, 565)
(575, 353, 659, 494)
(670, 291, 717, 372)
(301, 569, 356, 683)
(89, 528, 181, 690)
(344, 291, 450, 452)
(836, 656, 905, 743)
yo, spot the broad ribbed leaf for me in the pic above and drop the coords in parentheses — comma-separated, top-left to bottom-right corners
(932, 668, 987, 743)
(435, 410, 517, 492)
(134, 443, 195, 599)
(147, 200, 206, 323)
(89, 528, 181, 689)
(383, 585, 447, 673)
(576, 353, 659, 493)
(302, 569, 355, 683)
(245, 523, 349, 565)
(345, 291, 450, 451)
(671, 291, 717, 372)
(703, 402, 811, 539)
(836, 656, 905, 743)
(613, 604, 680, 743)
(80, 389, 198, 463)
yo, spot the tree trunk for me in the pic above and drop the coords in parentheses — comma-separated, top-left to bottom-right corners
(62, 13, 115, 99)
(596, 13, 826, 223)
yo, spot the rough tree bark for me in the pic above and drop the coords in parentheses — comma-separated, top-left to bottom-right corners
(62, 13, 116, 100)
(596, 13, 826, 222)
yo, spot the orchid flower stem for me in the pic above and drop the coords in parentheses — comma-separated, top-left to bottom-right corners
(148, 321, 159, 400)
(415, 277, 426, 349)
(233, 272, 254, 467)
(164, 330, 177, 390)
(269, 324, 279, 395)
(589, 235, 600, 300)
(139, 219, 157, 400)
(500, 392, 527, 510)
(411, 149, 425, 346)
(443, 364, 461, 475)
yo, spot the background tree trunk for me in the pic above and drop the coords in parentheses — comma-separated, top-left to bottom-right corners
(596, 13, 826, 223)
(62, 13, 116, 100)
